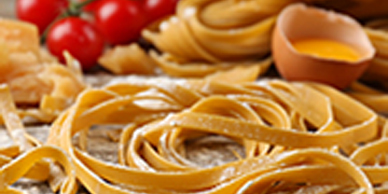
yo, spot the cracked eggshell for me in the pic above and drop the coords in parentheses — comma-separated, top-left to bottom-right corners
(272, 3, 375, 89)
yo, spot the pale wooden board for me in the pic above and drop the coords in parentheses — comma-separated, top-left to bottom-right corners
(0, 0, 16, 19)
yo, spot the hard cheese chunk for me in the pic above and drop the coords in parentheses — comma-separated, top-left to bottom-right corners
(0, 18, 40, 58)
(0, 18, 84, 107)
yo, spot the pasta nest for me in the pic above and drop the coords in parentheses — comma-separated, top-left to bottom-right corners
(2, 78, 388, 194)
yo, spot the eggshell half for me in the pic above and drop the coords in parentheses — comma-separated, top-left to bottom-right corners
(272, 3, 375, 89)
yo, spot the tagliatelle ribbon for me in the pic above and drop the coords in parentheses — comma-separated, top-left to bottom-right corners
(100, 1, 388, 80)
(143, 0, 286, 62)
(0, 146, 77, 194)
(3, 78, 377, 194)
(2, 1, 388, 193)
(0, 85, 77, 194)
(94, 0, 283, 77)
(361, 19, 388, 90)
(2, 74, 388, 193)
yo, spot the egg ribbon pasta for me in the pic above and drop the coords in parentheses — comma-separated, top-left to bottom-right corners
(3, 77, 388, 193)
(2, 2, 388, 193)
(98, 43, 273, 78)
(362, 19, 388, 88)
(0, 85, 77, 194)
(48, 79, 388, 193)
(142, 0, 388, 64)
(144, 0, 386, 63)
(345, 19, 388, 115)
(142, 0, 287, 63)
(103, 0, 388, 79)
(97, 0, 289, 77)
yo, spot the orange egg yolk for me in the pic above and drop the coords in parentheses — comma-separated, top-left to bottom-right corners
(292, 39, 360, 62)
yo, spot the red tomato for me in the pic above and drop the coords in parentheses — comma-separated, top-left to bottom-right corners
(143, 0, 179, 23)
(76, 0, 101, 12)
(16, 0, 69, 34)
(94, 0, 146, 45)
(47, 17, 104, 70)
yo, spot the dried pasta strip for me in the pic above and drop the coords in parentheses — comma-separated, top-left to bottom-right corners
(149, 51, 272, 78)
(43, 78, 388, 194)
(350, 82, 383, 95)
(48, 83, 270, 192)
(143, 0, 281, 62)
(158, 128, 199, 167)
(308, 82, 377, 130)
(0, 155, 11, 167)
(73, 147, 275, 192)
(106, 81, 201, 107)
(266, 81, 340, 132)
(98, 44, 157, 75)
(0, 156, 49, 183)
(0, 146, 77, 194)
(186, 96, 263, 157)
(149, 51, 231, 77)
(349, 92, 388, 114)
(0, 84, 73, 190)
(237, 149, 372, 194)
(0, 145, 19, 158)
(56, 109, 275, 193)
(146, 109, 375, 148)
(0, 85, 32, 151)
(0, 187, 27, 194)
(141, 141, 193, 171)
(351, 139, 388, 184)
(137, 0, 284, 78)
(362, 22, 388, 86)
(365, 28, 388, 58)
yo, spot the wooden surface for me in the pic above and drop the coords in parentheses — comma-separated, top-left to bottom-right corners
(1, 0, 16, 18)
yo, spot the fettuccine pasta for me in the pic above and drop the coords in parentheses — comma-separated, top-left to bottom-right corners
(142, 0, 286, 63)
(99, 0, 294, 77)
(101, 0, 388, 80)
(142, 0, 388, 65)
(2, 1, 388, 193)
(362, 19, 388, 87)
(1, 77, 388, 193)
(343, 19, 388, 116)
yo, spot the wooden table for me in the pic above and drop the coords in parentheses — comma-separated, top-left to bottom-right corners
(1, 0, 16, 18)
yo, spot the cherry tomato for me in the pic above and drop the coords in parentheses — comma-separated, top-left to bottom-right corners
(16, 0, 69, 34)
(76, 0, 101, 12)
(143, 0, 179, 23)
(47, 17, 104, 70)
(94, 0, 146, 45)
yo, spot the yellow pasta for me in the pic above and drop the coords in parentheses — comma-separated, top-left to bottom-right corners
(101, 0, 388, 79)
(98, 44, 158, 75)
(349, 20, 388, 115)
(1, 1, 388, 194)
(362, 20, 388, 88)
(1, 77, 388, 193)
